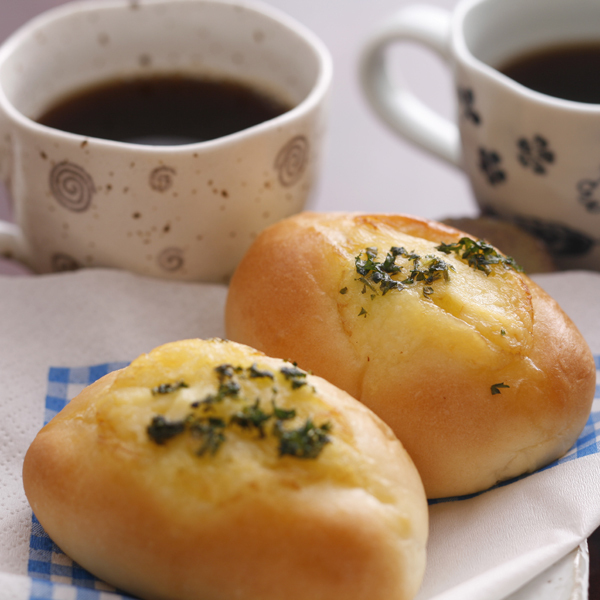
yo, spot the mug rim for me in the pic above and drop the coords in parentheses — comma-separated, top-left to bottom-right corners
(452, 0, 600, 114)
(0, 0, 333, 152)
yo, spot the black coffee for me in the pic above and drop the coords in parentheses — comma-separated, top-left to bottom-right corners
(498, 41, 600, 104)
(37, 75, 292, 145)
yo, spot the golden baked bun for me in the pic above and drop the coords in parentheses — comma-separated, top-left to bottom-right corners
(225, 212, 596, 498)
(23, 338, 428, 600)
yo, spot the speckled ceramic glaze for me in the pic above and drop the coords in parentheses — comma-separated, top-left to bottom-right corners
(0, 0, 331, 281)
(361, 0, 600, 270)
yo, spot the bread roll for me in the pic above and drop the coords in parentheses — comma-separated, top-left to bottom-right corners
(23, 338, 428, 600)
(225, 212, 596, 498)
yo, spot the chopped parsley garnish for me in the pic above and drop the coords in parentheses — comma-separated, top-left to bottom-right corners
(272, 402, 296, 421)
(280, 366, 308, 389)
(147, 363, 332, 459)
(147, 415, 186, 444)
(355, 246, 405, 296)
(152, 381, 189, 395)
(188, 416, 226, 455)
(401, 254, 454, 286)
(339, 287, 348, 295)
(248, 364, 274, 379)
(491, 382, 510, 395)
(230, 400, 272, 437)
(217, 379, 241, 399)
(274, 419, 332, 459)
(436, 237, 522, 275)
(350, 247, 454, 308)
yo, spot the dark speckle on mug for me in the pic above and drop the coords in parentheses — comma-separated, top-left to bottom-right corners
(133, 212, 141, 219)
(253, 30, 265, 43)
(139, 54, 152, 68)
(97, 33, 110, 46)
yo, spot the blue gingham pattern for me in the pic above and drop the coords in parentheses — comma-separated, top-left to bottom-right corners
(29, 362, 132, 600)
(27, 358, 600, 596)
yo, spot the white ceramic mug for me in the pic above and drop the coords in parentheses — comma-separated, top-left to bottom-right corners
(0, 0, 331, 281)
(361, 0, 600, 270)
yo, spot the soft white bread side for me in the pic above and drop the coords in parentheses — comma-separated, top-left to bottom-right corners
(225, 212, 596, 498)
(23, 338, 428, 600)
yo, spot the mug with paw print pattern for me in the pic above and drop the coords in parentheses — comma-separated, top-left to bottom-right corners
(361, 0, 600, 270)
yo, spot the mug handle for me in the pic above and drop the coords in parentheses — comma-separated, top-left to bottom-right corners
(0, 138, 29, 267)
(360, 5, 461, 167)
(0, 219, 24, 262)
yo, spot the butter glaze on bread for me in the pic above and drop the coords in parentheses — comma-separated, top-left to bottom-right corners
(225, 212, 596, 498)
(23, 339, 428, 600)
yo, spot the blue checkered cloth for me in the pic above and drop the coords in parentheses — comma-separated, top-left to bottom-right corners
(27, 358, 600, 598)
(29, 362, 133, 600)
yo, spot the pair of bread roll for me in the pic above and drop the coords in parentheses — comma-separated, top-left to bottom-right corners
(23, 338, 428, 600)
(225, 212, 596, 499)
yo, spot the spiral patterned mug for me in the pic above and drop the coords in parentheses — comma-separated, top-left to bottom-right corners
(0, 0, 331, 281)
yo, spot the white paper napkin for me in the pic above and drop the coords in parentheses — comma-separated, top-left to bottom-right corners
(0, 268, 598, 600)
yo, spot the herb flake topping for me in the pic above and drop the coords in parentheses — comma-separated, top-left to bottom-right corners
(436, 237, 522, 275)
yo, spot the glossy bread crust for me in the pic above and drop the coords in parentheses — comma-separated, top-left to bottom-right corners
(23, 339, 428, 600)
(225, 212, 596, 498)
